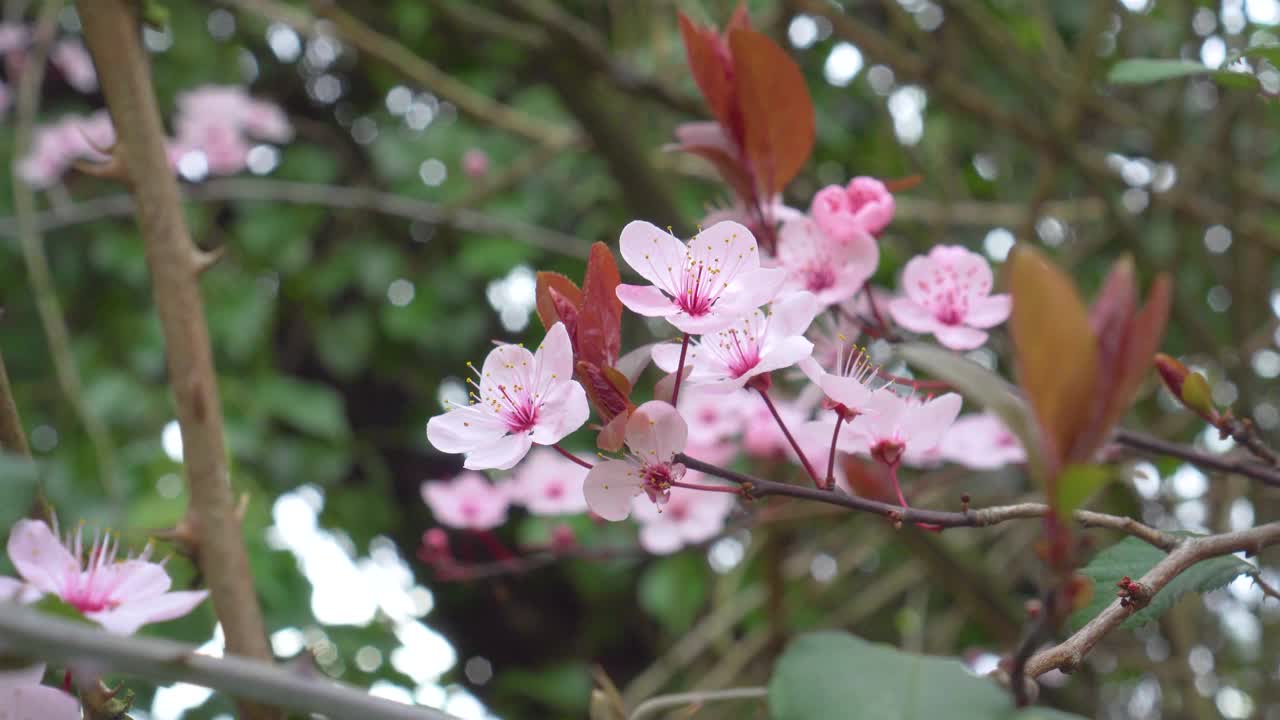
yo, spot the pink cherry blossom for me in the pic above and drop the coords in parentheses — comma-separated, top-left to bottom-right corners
(427, 322, 590, 470)
(775, 217, 879, 307)
(18, 111, 114, 188)
(49, 39, 97, 92)
(632, 484, 735, 554)
(0, 23, 28, 55)
(743, 394, 808, 461)
(825, 388, 962, 467)
(677, 387, 752, 447)
(583, 401, 688, 521)
(616, 220, 786, 335)
(651, 292, 818, 392)
(811, 176, 896, 239)
(799, 341, 884, 419)
(506, 447, 589, 516)
(1, 519, 208, 635)
(939, 413, 1026, 470)
(462, 148, 490, 179)
(887, 245, 1011, 350)
(421, 472, 510, 530)
(699, 195, 805, 239)
(0, 663, 80, 720)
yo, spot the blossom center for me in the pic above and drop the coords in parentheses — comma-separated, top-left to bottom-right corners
(803, 265, 837, 292)
(715, 328, 761, 378)
(871, 439, 905, 467)
(494, 383, 540, 433)
(676, 263, 718, 317)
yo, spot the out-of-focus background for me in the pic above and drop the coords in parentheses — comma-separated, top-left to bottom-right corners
(0, 1, 1278, 718)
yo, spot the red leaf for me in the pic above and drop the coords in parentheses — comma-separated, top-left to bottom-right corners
(726, 3, 752, 33)
(535, 272, 583, 333)
(678, 12, 737, 133)
(597, 408, 631, 452)
(548, 286, 580, 344)
(883, 174, 924, 193)
(577, 361, 631, 422)
(576, 242, 623, 369)
(729, 28, 815, 195)
(1109, 274, 1171, 425)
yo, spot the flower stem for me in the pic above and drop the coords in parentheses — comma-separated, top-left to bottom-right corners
(671, 479, 742, 495)
(825, 415, 845, 491)
(860, 281, 894, 339)
(754, 386, 821, 488)
(887, 462, 941, 531)
(670, 333, 690, 407)
(473, 530, 515, 562)
(553, 443, 593, 469)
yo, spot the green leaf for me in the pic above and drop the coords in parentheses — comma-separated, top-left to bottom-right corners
(1069, 536, 1254, 631)
(769, 632, 1086, 720)
(1108, 59, 1216, 84)
(257, 377, 350, 440)
(897, 343, 1045, 478)
(32, 595, 94, 626)
(1053, 464, 1114, 522)
(1242, 44, 1280, 67)
(638, 554, 709, 634)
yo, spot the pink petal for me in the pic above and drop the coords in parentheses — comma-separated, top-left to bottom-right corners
(686, 221, 760, 287)
(0, 685, 82, 720)
(767, 291, 820, 339)
(887, 298, 940, 334)
(638, 523, 684, 554)
(821, 375, 875, 411)
(88, 590, 208, 635)
(751, 336, 814, 377)
(899, 255, 937, 306)
(907, 393, 963, 450)
(0, 577, 39, 604)
(650, 341, 692, 374)
(463, 432, 533, 470)
(528, 380, 589, 445)
(797, 356, 825, 385)
(619, 220, 687, 295)
(533, 322, 576, 388)
(626, 401, 688, 460)
(932, 245, 993, 298)
(722, 266, 787, 312)
(964, 294, 1012, 329)
(107, 561, 171, 603)
(616, 284, 678, 317)
(0, 663, 45, 688)
(6, 520, 75, 596)
(584, 460, 645, 521)
(426, 406, 507, 454)
(479, 342, 536, 399)
(667, 310, 739, 335)
(775, 217, 824, 266)
(933, 324, 988, 351)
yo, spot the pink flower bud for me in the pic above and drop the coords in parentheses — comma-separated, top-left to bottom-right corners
(462, 148, 489, 179)
(550, 524, 576, 551)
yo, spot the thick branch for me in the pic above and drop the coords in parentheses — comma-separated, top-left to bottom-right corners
(1024, 521, 1280, 677)
(0, 604, 458, 720)
(76, 3, 275, 717)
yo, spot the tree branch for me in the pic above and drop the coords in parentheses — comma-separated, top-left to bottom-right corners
(1113, 427, 1280, 488)
(76, 4, 275, 718)
(0, 178, 590, 259)
(628, 687, 767, 720)
(1024, 521, 1280, 678)
(0, 604, 459, 720)
(0, 347, 29, 457)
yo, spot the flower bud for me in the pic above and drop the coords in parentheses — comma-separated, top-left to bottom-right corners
(1154, 353, 1217, 421)
(550, 524, 576, 551)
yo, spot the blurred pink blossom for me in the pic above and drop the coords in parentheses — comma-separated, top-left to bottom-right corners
(887, 245, 1011, 350)
(0, 663, 80, 720)
(811, 176, 896, 239)
(616, 220, 785, 335)
(827, 388, 962, 467)
(743, 393, 808, 461)
(49, 39, 96, 92)
(421, 472, 510, 530)
(632, 483, 735, 554)
(506, 447, 589, 516)
(0, 518, 208, 635)
(169, 85, 292, 178)
(18, 111, 114, 188)
(677, 387, 752, 447)
(462, 148, 490, 178)
(939, 413, 1025, 470)
(775, 217, 879, 307)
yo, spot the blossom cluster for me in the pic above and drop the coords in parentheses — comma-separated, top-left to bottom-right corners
(0, 22, 98, 118)
(18, 84, 292, 188)
(422, 177, 1021, 566)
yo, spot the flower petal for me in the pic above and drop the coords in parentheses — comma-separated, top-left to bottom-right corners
(722, 266, 787, 312)
(584, 459, 645, 521)
(887, 298, 939, 334)
(88, 590, 209, 635)
(964, 294, 1012, 329)
(933, 324, 988, 351)
(532, 322, 575, 389)
(619, 220, 686, 294)
(908, 393, 963, 450)
(0, 685, 82, 720)
(767, 291, 820, 339)
(616, 284, 678, 317)
(426, 406, 507, 454)
(686, 221, 760, 288)
(463, 432, 534, 471)
(107, 560, 172, 603)
(751, 336, 814, 377)
(0, 577, 40, 604)
(626, 400, 688, 460)
(7, 519, 75, 595)
(666, 310, 738, 335)
(0, 663, 45, 688)
(899, 255, 937, 305)
(528, 380, 589, 445)
(821, 375, 875, 411)
(638, 523, 684, 554)
(479, 342, 536, 400)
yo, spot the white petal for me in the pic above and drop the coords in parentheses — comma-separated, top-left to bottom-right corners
(933, 325, 988, 351)
(479, 342, 536, 399)
(426, 406, 507, 454)
(0, 685, 82, 720)
(463, 433, 534, 470)
(908, 393, 963, 450)
(722, 266, 787, 311)
(616, 284, 679, 317)
(651, 341, 690, 373)
(107, 560, 171, 603)
(88, 590, 208, 635)
(964, 294, 1012, 329)
(686, 221, 760, 287)
(619, 220, 687, 294)
(626, 401, 688, 460)
(529, 381, 590, 445)
(751, 336, 814, 377)
(584, 460, 644, 521)
(887, 297, 940, 334)
(767, 291, 820, 339)
(6, 519, 75, 595)
(533, 322, 575, 389)
(638, 523, 684, 554)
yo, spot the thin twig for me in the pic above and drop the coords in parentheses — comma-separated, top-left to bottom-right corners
(754, 386, 822, 487)
(0, 179, 590, 259)
(628, 687, 768, 720)
(77, 4, 275, 718)
(1112, 427, 1280, 488)
(0, 604, 459, 720)
(0, 348, 30, 457)
(10, 0, 119, 499)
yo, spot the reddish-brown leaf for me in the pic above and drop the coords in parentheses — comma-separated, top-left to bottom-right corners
(678, 143, 756, 203)
(577, 361, 631, 422)
(726, 2, 752, 33)
(728, 28, 815, 194)
(1109, 274, 1171, 424)
(535, 272, 582, 332)
(883, 174, 924, 193)
(597, 408, 631, 452)
(1009, 245, 1099, 475)
(678, 12, 736, 132)
(841, 456, 897, 504)
(577, 243, 624, 369)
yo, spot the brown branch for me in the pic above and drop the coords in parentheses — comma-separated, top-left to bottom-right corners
(1112, 427, 1280, 488)
(1024, 521, 1280, 678)
(0, 348, 29, 457)
(76, 4, 276, 719)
